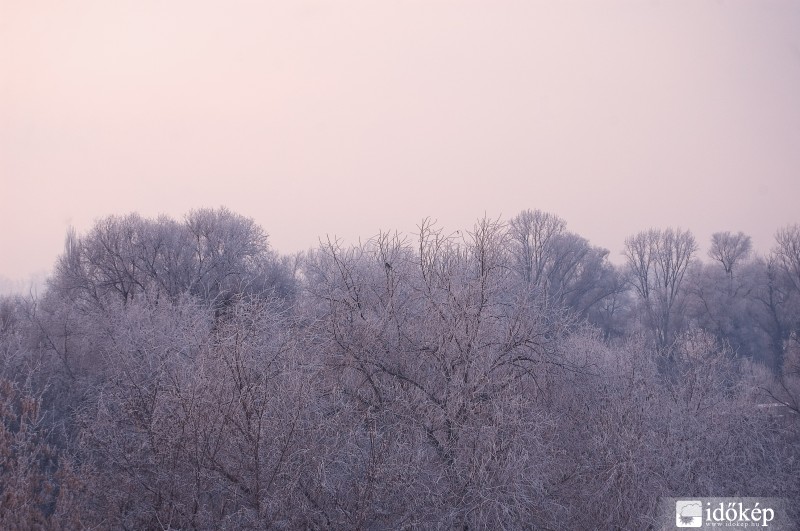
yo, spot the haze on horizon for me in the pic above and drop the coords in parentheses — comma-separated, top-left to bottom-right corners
(2, 0, 800, 285)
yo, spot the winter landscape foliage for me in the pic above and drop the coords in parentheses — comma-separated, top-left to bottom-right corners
(1, 207, 799, 529)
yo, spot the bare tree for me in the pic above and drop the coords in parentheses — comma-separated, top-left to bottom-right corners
(300, 217, 578, 527)
(508, 209, 566, 286)
(49, 209, 295, 314)
(708, 231, 752, 280)
(71, 294, 310, 529)
(624, 228, 698, 351)
(774, 224, 800, 293)
(507, 209, 620, 318)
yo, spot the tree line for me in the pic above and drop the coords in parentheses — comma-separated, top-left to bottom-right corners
(1, 207, 798, 529)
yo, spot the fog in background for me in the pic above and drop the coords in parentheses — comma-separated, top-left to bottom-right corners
(2, 0, 800, 287)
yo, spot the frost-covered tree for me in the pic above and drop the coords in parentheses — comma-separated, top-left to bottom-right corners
(4, 208, 800, 528)
(49, 208, 296, 311)
(507, 209, 620, 319)
(624, 228, 698, 351)
(708, 231, 752, 280)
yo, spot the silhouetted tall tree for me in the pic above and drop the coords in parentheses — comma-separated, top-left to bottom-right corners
(624, 228, 698, 351)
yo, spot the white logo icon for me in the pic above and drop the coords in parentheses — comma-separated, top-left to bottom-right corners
(676, 500, 703, 527)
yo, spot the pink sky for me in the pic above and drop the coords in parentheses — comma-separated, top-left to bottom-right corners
(2, 0, 800, 283)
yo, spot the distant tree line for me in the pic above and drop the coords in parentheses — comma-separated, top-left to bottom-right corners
(1, 207, 798, 529)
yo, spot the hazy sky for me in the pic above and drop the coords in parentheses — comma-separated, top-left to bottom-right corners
(2, 0, 800, 283)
